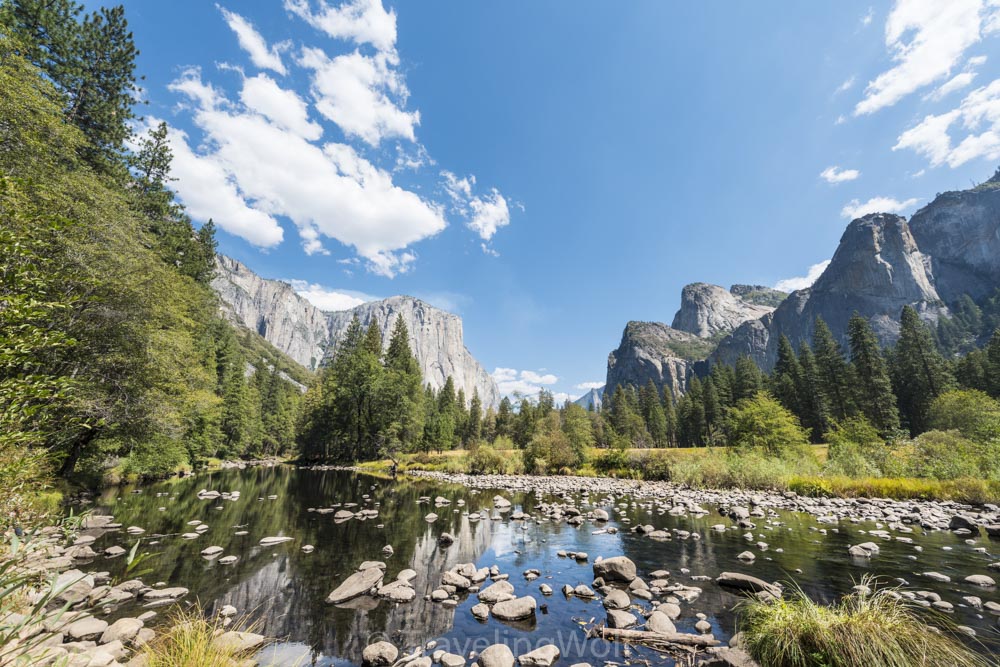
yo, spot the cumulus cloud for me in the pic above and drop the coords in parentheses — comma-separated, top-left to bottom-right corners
(576, 381, 605, 390)
(240, 74, 323, 140)
(492, 368, 560, 397)
(894, 78, 1000, 167)
(820, 166, 860, 183)
(284, 0, 397, 52)
(287, 279, 375, 311)
(166, 67, 445, 276)
(774, 260, 832, 293)
(855, 0, 984, 115)
(219, 6, 291, 75)
(442, 171, 513, 250)
(841, 196, 920, 219)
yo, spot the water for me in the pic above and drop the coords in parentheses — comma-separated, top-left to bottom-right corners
(80, 467, 1000, 665)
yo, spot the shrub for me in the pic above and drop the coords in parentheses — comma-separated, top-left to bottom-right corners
(739, 579, 992, 667)
(523, 413, 583, 474)
(591, 447, 631, 475)
(466, 444, 505, 475)
(725, 392, 810, 456)
(902, 430, 980, 480)
(825, 416, 888, 477)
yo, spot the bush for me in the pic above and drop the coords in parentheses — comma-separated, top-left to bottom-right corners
(466, 444, 505, 475)
(901, 430, 980, 480)
(825, 417, 888, 477)
(523, 413, 583, 474)
(726, 392, 810, 456)
(739, 579, 992, 667)
(591, 447, 631, 475)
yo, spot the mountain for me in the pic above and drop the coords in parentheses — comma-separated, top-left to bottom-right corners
(573, 386, 604, 411)
(605, 322, 713, 399)
(212, 255, 500, 407)
(671, 282, 782, 338)
(604, 170, 1000, 393)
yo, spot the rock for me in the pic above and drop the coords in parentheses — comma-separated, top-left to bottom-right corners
(696, 620, 712, 633)
(438, 532, 455, 546)
(716, 572, 781, 598)
(218, 555, 238, 565)
(326, 567, 384, 604)
(478, 580, 516, 604)
(142, 587, 188, 600)
(66, 617, 108, 641)
(362, 641, 398, 667)
(212, 630, 265, 653)
(54, 570, 94, 604)
(471, 603, 490, 621)
(923, 572, 951, 583)
(949, 515, 979, 532)
(660, 603, 681, 620)
(377, 580, 416, 603)
(672, 282, 777, 338)
(101, 618, 143, 644)
(200, 546, 223, 557)
(602, 589, 630, 610)
(442, 653, 466, 667)
(259, 536, 293, 546)
(593, 556, 637, 583)
(220, 605, 237, 617)
(964, 575, 996, 587)
(606, 609, 638, 628)
(518, 644, 560, 667)
(442, 571, 471, 589)
(574, 584, 596, 598)
(593, 509, 609, 522)
(431, 589, 450, 602)
(492, 596, 537, 621)
(103, 546, 126, 558)
(478, 644, 515, 667)
(848, 543, 880, 558)
(646, 610, 676, 635)
(737, 551, 755, 561)
(606, 322, 706, 408)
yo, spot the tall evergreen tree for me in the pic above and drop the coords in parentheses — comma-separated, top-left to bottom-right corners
(639, 379, 668, 446)
(812, 318, 855, 421)
(770, 335, 802, 415)
(891, 306, 953, 435)
(795, 342, 830, 442)
(734, 356, 764, 401)
(847, 314, 899, 434)
(495, 396, 514, 439)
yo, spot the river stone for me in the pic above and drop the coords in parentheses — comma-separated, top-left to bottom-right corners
(478, 580, 515, 604)
(200, 546, 223, 557)
(593, 509, 609, 522)
(103, 546, 126, 558)
(442, 652, 466, 667)
(471, 603, 490, 620)
(949, 515, 979, 532)
(716, 572, 781, 598)
(965, 575, 996, 587)
(431, 589, 450, 602)
(326, 567, 384, 604)
(438, 533, 455, 546)
(378, 580, 416, 603)
(492, 596, 536, 621)
(54, 570, 94, 604)
(478, 644, 515, 667)
(101, 617, 143, 644)
(212, 630, 265, 653)
(143, 587, 188, 600)
(849, 542, 880, 558)
(219, 555, 238, 565)
(442, 571, 471, 589)
(602, 589, 630, 610)
(362, 641, 398, 666)
(259, 536, 293, 546)
(924, 572, 951, 583)
(593, 556, 636, 583)
(518, 644, 560, 667)
(220, 605, 237, 617)
(736, 551, 755, 561)
(359, 561, 386, 571)
(574, 584, 596, 598)
(646, 610, 676, 635)
(66, 617, 108, 641)
(695, 620, 712, 633)
(606, 609, 638, 628)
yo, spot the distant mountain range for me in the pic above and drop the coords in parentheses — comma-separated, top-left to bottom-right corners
(605, 169, 1000, 397)
(212, 255, 500, 407)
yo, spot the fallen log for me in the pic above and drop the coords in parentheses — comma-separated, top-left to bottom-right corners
(586, 626, 720, 648)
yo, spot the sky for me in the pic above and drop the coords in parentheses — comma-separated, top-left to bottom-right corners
(116, 0, 1000, 403)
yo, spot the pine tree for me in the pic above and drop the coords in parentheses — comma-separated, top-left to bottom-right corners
(495, 396, 514, 439)
(678, 377, 706, 446)
(639, 379, 668, 446)
(795, 342, 830, 442)
(702, 376, 721, 438)
(812, 318, 855, 421)
(734, 356, 764, 401)
(662, 389, 677, 446)
(891, 306, 953, 435)
(847, 314, 899, 434)
(771, 335, 802, 416)
(466, 388, 482, 444)
(987, 329, 1000, 398)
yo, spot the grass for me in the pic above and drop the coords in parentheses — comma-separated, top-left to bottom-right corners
(138, 603, 269, 667)
(738, 578, 996, 667)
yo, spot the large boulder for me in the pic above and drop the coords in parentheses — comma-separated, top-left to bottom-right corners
(716, 572, 781, 599)
(478, 644, 515, 667)
(362, 641, 398, 667)
(593, 556, 636, 583)
(326, 567, 384, 604)
(518, 644, 560, 667)
(646, 610, 677, 635)
(478, 580, 516, 604)
(492, 596, 537, 621)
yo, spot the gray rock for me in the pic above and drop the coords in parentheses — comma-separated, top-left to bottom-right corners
(259, 536, 293, 546)
(593, 556, 637, 583)
(716, 572, 781, 598)
(602, 589, 630, 610)
(672, 282, 777, 338)
(326, 567, 384, 604)
(471, 603, 490, 621)
(212, 630, 265, 653)
(964, 575, 995, 587)
(100, 617, 143, 644)
(66, 617, 108, 641)
(362, 641, 398, 667)
(478, 644, 515, 667)
(492, 596, 537, 621)
(518, 644, 560, 667)
(646, 610, 676, 635)
(442, 653, 466, 667)
(606, 609, 638, 629)
(478, 580, 515, 604)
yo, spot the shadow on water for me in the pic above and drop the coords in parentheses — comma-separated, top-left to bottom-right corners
(81, 467, 1000, 666)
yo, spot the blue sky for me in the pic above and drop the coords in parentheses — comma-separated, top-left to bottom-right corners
(120, 0, 1000, 402)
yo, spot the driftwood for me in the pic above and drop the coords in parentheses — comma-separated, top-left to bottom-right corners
(586, 625, 720, 648)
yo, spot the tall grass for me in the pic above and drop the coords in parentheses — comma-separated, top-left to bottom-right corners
(738, 578, 995, 667)
(138, 603, 267, 667)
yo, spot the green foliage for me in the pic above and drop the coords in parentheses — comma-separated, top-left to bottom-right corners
(900, 430, 981, 480)
(847, 314, 899, 434)
(891, 306, 954, 435)
(825, 416, 889, 478)
(523, 412, 584, 474)
(739, 579, 993, 667)
(725, 392, 810, 456)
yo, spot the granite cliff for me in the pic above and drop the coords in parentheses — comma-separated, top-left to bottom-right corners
(212, 256, 500, 407)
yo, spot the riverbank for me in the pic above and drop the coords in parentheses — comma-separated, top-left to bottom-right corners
(348, 446, 1000, 505)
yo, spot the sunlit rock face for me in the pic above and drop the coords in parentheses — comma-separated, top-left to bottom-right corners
(671, 283, 778, 339)
(212, 255, 499, 406)
(605, 322, 709, 399)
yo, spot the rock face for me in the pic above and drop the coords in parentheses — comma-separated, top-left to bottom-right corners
(671, 283, 780, 338)
(605, 322, 711, 398)
(213, 255, 500, 406)
(714, 214, 948, 370)
(573, 386, 604, 411)
(908, 172, 1000, 303)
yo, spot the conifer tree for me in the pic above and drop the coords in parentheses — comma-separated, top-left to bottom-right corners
(891, 306, 953, 435)
(847, 314, 899, 434)
(771, 335, 802, 415)
(795, 342, 830, 442)
(812, 318, 855, 421)
(639, 379, 668, 446)
(734, 356, 764, 401)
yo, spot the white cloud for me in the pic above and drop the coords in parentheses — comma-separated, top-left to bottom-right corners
(441, 171, 513, 249)
(820, 166, 860, 183)
(284, 0, 397, 52)
(167, 67, 445, 277)
(287, 279, 374, 311)
(576, 381, 605, 390)
(862, 7, 875, 26)
(836, 76, 857, 94)
(926, 71, 978, 100)
(300, 47, 419, 146)
(855, 0, 983, 115)
(240, 74, 323, 140)
(894, 78, 1000, 167)
(218, 6, 290, 75)
(492, 368, 560, 397)
(841, 196, 920, 219)
(775, 260, 832, 292)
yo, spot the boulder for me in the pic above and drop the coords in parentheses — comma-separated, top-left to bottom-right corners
(602, 589, 630, 610)
(66, 617, 108, 641)
(212, 630, 265, 653)
(965, 575, 996, 587)
(478, 580, 515, 604)
(326, 567, 384, 604)
(716, 572, 781, 598)
(259, 536, 293, 546)
(518, 644, 560, 667)
(479, 644, 515, 667)
(593, 556, 636, 583)
(100, 617, 143, 644)
(646, 610, 676, 635)
(492, 596, 537, 621)
(606, 609, 638, 628)
(362, 641, 398, 667)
